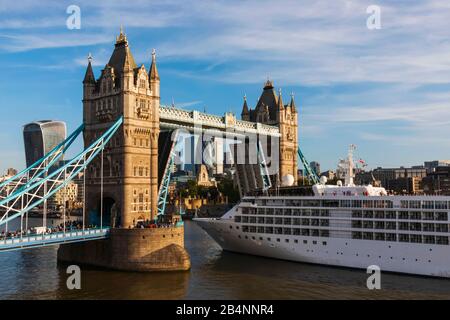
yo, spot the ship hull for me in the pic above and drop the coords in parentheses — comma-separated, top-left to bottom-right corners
(195, 217, 450, 278)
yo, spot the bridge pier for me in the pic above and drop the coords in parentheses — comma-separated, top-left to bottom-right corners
(57, 226, 190, 272)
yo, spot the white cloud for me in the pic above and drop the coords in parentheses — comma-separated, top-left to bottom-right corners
(0, 33, 111, 52)
(2, 0, 450, 86)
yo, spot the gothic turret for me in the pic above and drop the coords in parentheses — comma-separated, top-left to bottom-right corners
(277, 88, 284, 110)
(83, 54, 95, 85)
(149, 49, 160, 99)
(289, 92, 297, 113)
(241, 94, 249, 121)
(149, 49, 159, 80)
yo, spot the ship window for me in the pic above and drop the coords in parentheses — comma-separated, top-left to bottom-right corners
(276, 238, 280, 242)
(424, 235, 435, 244)
(375, 233, 385, 241)
(294, 240, 298, 244)
(285, 239, 289, 243)
(436, 201, 448, 209)
(398, 212, 408, 220)
(409, 212, 421, 220)
(385, 212, 396, 219)
(386, 233, 397, 241)
(321, 230, 329, 237)
(436, 212, 448, 221)
(423, 212, 434, 220)
(436, 236, 449, 245)
(410, 201, 421, 209)
(363, 232, 373, 240)
(313, 240, 317, 245)
(303, 240, 307, 244)
(322, 241, 327, 246)
(422, 201, 434, 209)
(267, 238, 271, 241)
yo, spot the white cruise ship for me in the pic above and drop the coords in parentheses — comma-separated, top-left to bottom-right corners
(195, 147, 450, 278)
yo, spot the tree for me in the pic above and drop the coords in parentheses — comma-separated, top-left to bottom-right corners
(217, 177, 240, 203)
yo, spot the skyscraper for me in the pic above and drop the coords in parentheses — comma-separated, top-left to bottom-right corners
(310, 161, 321, 176)
(23, 120, 67, 167)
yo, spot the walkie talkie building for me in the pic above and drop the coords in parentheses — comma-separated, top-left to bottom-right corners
(23, 120, 67, 167)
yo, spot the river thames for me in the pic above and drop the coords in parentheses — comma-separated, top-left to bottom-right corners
(1, 220, 450, 299)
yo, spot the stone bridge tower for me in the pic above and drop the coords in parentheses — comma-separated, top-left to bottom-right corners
(241, 80, 298, 185)
(82, 29, 160, 228)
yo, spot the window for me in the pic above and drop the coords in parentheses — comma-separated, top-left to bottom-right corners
(410, 235, 422, 243)
(386, 233, 397, 242)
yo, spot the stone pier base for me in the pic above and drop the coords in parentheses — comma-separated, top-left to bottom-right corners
(57, 226, 191, 272)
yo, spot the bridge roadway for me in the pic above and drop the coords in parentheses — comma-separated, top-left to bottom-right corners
(0, 227, 110, 252)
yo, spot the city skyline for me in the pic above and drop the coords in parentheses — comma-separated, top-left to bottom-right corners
(1, 0, 450, 173)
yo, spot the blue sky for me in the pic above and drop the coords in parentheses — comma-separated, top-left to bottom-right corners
(1, 0, 450, 173)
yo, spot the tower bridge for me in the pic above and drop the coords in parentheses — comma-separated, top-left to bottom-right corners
(0, 29, 314, 272)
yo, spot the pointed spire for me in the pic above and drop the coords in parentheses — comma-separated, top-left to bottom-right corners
(264, 78, 274, 90)
(149, 48, 160, 80)
(278, 88, 284, 110)
(83, 53, 95, 84)
(289, 92, 297, 113)
(116, 25, 127, 45)
(241, 94, 249, 116)
(108, 27, 137, 73)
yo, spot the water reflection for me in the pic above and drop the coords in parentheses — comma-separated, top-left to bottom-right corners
(0, 221, 450, 299)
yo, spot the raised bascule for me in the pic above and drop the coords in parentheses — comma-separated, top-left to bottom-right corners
(0, 29, 314, 272)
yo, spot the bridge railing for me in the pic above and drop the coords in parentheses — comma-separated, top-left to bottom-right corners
(0, 227, 110, 252)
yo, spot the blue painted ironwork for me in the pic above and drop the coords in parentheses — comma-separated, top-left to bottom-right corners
(0, 227, 110, 252)
(156, 130, 180, 218)
(0, 116, 123, 227)
(257, 140, 272, 191)
(0, 123, 84, 198)
(297, 147, 320, 184)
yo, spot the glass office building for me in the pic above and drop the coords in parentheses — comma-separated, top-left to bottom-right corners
(23, 120, 67, 168)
